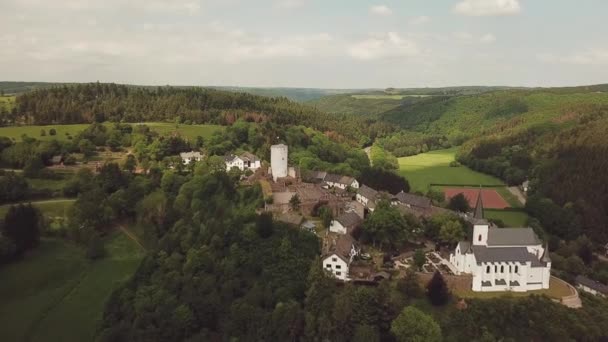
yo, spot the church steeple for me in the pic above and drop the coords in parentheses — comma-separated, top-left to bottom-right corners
(474, 188, 484, 219)
(541, 242, 551, 263)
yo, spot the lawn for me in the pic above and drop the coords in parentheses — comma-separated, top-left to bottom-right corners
(398, 147, 504, 193)
(0, 232, 144, 342)
(0, 122, 223, 142)
(351, 94, 433, 100)
(0, 199, 76, 219)
(485, 209, 529, 227)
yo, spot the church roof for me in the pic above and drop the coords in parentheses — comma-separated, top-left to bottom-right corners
(472, 246, 544, 267)
(486, 228, 541, 246)
(541, 242, 551, 263)
(473, 189, 484, 219)
(458, 241, 471, 254)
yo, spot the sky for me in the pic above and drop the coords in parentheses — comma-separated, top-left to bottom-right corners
(1, 0, 607, 88)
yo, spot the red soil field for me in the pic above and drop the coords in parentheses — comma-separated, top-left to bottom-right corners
(444, 188, 509, 209)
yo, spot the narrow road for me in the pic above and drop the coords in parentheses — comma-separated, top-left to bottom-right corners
(507, 186, 526, 205)
(117, 224, 146, 252)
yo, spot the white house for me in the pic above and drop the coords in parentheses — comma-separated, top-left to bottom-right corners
(323, 234, 359, 281)
(180, 151, 203, 165)
(225, 152, 261, 172)
(449, 193, 551, 292)
(329, 211, 362, 235)
(356, 184, 378, 207)
(324, 173, 359, 190)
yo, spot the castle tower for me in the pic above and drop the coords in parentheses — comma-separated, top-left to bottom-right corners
(271, 144, 288, 181)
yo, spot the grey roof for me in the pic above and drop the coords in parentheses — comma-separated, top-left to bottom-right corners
(458, 241, 472, 254)
(395, 191, 431, 208)
(336, 212, 362, 228)
(326, 234, 356, 263)
(357, 184, 378, 200)
(240, 152, 260, 162)
(510, 280, 520, 286)
(576, 275, 608, 294)
(324, 173, 343, 183)
(495, 279, 507, 286)
(180, 151, 202, 159)
(474, 189, 484, 219)
(487, 228, 541, 246)
(472, 246, 544, 267)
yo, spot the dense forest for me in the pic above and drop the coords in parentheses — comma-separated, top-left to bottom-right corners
(4, 83, 396, 146)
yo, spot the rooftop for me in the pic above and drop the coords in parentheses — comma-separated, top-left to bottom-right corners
(576, 275, 608, 294)
(487, 228, 541, 246)
(335, 211, 362, 228)
(472, 245, 544, 267)
(357, 184, 378, 200)
(394, 191, 431, 208)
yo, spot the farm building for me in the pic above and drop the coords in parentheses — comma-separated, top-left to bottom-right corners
(356, 184, 379, 207)
(323, 234, 360, 281)
(180, 151, 202, 164)
(391, 191, 431, 210)
(323, 173, 359, 190)
(576, 275, 608, 297)
(449, 193, 551, 292)
(225, 152, 261, 172)
(329, 211, 362, 235)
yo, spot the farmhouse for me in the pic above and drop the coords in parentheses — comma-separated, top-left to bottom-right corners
(180, 151, 202, 164)
(449, 194, 551, 292)
(356, 184, 378, 207)
(329, 211, 363, 235)
(323, 234, 360, 281)
(576, 275, 608, 297)
(324, 173, 360, 190)
(391, 191, 431, 210)
(225, 152, 261, 171)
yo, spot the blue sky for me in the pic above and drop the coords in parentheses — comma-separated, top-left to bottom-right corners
(1, 0, 607, 88)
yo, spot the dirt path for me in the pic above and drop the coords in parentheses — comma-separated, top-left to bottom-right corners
(507, 186, 526, 205)
(117, 224, 146, 252)
(364, 146, 372, 166)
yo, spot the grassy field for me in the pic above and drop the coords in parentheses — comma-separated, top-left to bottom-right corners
(0, 199, 75, 219)
(399, 147, 529, 226)
(0, 122, 223, 142)
(351, 94, 432, 100)
(485, 209, 529, 227)
(0, 232, 143, 342)
(398, 147, 504, 193)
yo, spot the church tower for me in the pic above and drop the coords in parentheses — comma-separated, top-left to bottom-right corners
(472, 189, 489, 246)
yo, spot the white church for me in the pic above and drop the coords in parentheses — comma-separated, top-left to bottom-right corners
(449, 194, 551, 292)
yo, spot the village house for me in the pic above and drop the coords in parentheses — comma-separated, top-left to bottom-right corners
(50, 155, 63, 165)
(576, 275, 608, 297)
(329, 211, 363, 235)
(449, 194, 551, 292)
(180, 151, 203, 165)
(323, 173, 359, 190)
(323, 234, 360, 281)
(224, 152, 261, 172)
(356, 184, 378, 207)
(391, 191, 432, 210)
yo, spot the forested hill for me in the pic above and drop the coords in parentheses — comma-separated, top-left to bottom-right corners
(7, 83, 388, 143)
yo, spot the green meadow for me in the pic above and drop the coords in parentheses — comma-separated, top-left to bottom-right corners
(0, 122, 223, 142)
(0, 199, 76, 220)
(398, 147, 504, 193)
(398, 147, 529, 226)
(0, 232, 143, 342)
(0, 96, 15, 111)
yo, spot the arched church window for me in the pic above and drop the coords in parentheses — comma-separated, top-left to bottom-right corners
(500, 265, 504, 273)
(515, 265, 519, 273)
(478, 234, 482, 241)
(486, 265, 490, 273)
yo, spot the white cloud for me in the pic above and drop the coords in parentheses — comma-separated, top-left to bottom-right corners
(538, 49, 608, 65)
(410, 15, 430, 25)
(370, 5, 392, 16)
(453, 0, 521, 16)
(480, 33, 496, 43)
(348, 32, 420, 60)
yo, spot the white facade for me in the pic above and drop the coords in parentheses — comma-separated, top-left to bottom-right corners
(329, 220, 347, 234)
(449, 222, 551, 292)
(180, 151, 202, 165)
(323, 254, 349, 280)
(271, 144, 288, 181)
(326, 178, 359, 190)
(356, 193, 369, 206)
(225, 155, 261, 172)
